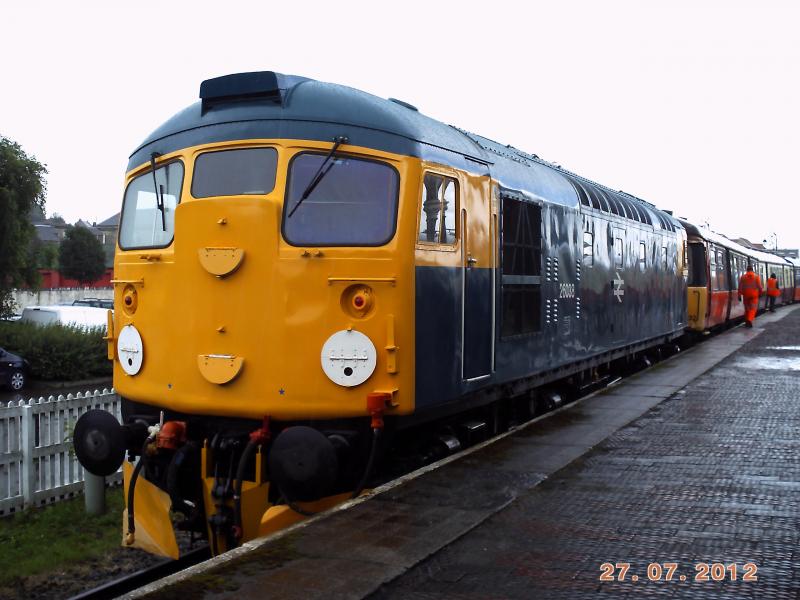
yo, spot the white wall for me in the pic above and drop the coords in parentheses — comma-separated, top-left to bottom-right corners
(12, 288, 113, 313)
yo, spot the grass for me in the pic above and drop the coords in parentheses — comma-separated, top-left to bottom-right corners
(0, 487, 124, 585)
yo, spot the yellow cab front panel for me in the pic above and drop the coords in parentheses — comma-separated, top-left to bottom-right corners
(686, 286, 708, 332)
(112, 139, 418, 420)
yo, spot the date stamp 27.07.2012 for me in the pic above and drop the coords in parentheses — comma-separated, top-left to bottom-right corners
(599, 562, 758, 583)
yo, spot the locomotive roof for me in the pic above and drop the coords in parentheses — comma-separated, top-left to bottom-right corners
(129, 71, 676, 224)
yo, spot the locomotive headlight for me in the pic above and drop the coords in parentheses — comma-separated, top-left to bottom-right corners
(122, 285, 138, 315)
(320, 329, 377, 387)
(340, 284, 374, 318)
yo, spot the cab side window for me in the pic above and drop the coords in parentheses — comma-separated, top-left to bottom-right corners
(418, 173, 458, 245)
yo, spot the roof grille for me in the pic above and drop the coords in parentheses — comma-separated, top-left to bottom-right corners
(563, 174, 663, 227)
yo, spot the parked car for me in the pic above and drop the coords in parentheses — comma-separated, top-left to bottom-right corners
(72, 298, 113, 309)
(0, 347, 28, 390)
(20, 306, 109, 330)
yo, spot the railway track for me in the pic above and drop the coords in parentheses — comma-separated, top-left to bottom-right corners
(67, 546, 210, 600)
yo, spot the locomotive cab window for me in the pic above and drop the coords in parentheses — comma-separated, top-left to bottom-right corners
(119, 161, 183, 250)
(501, 196, 542, 337)
(283, 152, 399, 246)
(418, 173, 458, 245)
(688, 243, 707, 286)
(192, 147, 278, 197)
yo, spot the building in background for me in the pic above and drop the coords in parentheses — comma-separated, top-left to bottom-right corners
(732, 237, 798, 260)
(95, 213, 120, 268)
(773, 249, 799, 259)
(27, 209, 119, 289)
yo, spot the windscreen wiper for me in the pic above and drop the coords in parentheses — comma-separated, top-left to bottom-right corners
(149, 152, 167, 231)
(287, 136, 348, 218)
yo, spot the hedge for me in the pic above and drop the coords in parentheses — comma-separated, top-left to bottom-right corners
(0, 321, 111, 381)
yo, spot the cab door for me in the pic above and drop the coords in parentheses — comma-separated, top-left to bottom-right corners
(461, 173, 493, 381)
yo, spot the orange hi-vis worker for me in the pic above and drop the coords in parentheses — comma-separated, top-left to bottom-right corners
(738, 264, 762, 328)
(767, 273, 780, 312)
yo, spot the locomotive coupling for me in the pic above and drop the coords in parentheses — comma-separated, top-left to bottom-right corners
(157, 421, 187, 450)
(248, 416, 271, 446)
(367, 392, 392, 430)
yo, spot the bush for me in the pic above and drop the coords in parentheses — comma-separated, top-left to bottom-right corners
(0, 321, 111, 381)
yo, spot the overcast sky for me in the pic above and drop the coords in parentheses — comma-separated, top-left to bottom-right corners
(2, 0, 798, 249)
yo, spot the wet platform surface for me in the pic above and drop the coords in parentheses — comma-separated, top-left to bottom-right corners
(130, 306, 800, 600)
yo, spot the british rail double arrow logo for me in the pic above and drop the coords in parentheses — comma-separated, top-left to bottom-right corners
(613, 272, 625, 303)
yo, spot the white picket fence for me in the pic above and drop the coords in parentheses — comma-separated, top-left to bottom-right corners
(0, 389, 121, 515)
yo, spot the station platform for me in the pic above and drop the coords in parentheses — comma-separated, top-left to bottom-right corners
(129, 305, 800, 600)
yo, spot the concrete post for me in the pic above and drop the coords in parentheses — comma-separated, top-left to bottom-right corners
(84, 472, 106, 515)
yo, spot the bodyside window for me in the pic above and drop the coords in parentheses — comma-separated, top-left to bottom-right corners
(614, 238, 624, 269)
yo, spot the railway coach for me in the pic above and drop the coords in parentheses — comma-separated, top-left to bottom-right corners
(74, 71, 687, 558)
(752, 248, 795, 309)
(789, 257, 800, 302)
(682, 220, 795, 332)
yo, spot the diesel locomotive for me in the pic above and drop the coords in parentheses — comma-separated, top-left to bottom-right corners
(72, 71, 794, 559)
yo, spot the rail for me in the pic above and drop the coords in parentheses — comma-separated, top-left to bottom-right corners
(0, 389, 120, 515)
(67, 546, 211, 600)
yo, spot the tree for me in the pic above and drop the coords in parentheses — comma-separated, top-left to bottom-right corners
(59, 226, 106, 285)
(37, 242, 60, 269)
(0, 136, 47, 316)
(28, 238, 59, 269)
